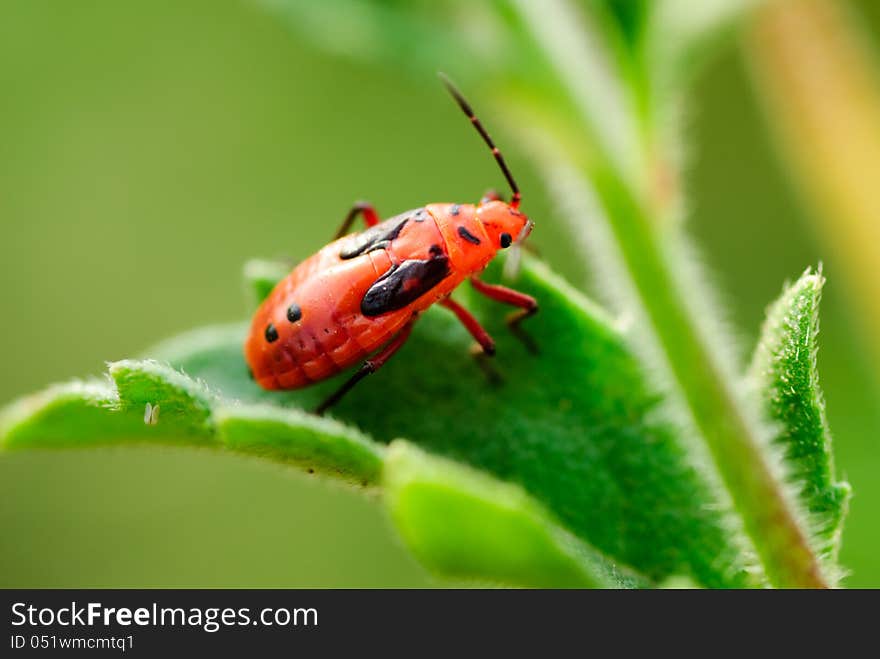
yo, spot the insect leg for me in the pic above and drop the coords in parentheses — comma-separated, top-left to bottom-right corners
(334, 201, 380, 239)
(440, 297, 495, 355)
(469, 276, 539, 353)
(441, 298, 503, 384)
(315, 318, 416, 415)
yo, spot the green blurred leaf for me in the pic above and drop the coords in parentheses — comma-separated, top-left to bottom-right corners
(648, 0, 761, 89)
(147, 256, 752, 588)
(383, 440, 647, 588)
(598, 0, 650, 45)
(262, 0, 514, 80)
(749, 267, 851, 572)
(245, 259, 294, 307)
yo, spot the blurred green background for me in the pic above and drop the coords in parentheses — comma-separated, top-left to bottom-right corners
(1, 0, 878, 586)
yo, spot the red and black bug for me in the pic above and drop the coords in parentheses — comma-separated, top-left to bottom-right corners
(244, 75, 538, 413)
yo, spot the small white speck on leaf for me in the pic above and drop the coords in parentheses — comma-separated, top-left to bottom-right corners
(144, 402, 160, 425)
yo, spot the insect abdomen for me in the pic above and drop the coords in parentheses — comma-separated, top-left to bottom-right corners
(245, 247, 408, 389)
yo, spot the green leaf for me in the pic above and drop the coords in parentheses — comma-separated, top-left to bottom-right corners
(1, 361, 382, 487)
(216, 404, 384, 485)
(149, 256, 753, 588)
(1, 380, 142, 449)
(383, 440, 646, 588)
(749, 267, 851, 572)
(1, 256, 722, 586)
(109, 359, 216, 440)
(0, 360, 218, 449)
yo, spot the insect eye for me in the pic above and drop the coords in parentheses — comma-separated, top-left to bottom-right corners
(500, 233, 512, 249)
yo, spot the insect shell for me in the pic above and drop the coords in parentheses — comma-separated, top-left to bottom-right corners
(244, 75, 537, 414)
(245, 202, 531, 386)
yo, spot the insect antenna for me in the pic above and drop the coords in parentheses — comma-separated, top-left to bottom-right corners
(439, 73, 521, 209)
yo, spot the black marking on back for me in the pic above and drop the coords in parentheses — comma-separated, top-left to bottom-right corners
(265, 323, 279, 343)
(457, 225, 481, 245)
(339, 214, 410, 260)
(287, 303, 302, 323)
(361, 255, 450, 317)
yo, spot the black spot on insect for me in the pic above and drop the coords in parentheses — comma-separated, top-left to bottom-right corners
(265, 323, 278, 343)
(361, 254, 451, 317)
(450, 204, 461, 216)
(339, 214, 409, 260)
(429, 244, 443, 257)
(323, 328, 330, 335)
(500, 232, 512, 248)
(458, 226, 481, 245)
(287, 303, 302, 323)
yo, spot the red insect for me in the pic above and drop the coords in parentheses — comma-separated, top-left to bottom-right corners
(244, 75, 537, 414)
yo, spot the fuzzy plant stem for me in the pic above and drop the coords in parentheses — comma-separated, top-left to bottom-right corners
(593, 166, 825, 588)
(512, 0, 828, 588)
